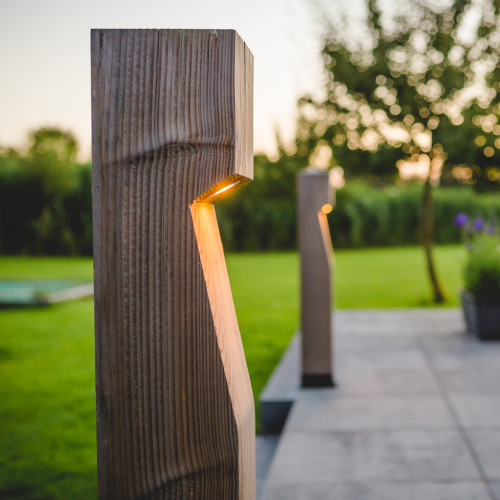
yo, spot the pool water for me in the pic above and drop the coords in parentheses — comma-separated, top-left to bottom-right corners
(0, 280, 92, 306)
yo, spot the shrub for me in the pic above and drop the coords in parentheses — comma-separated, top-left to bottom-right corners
(464, 236, 500, 297)
(2, 128, 500, 256)
(455, 213, 500, 297)
(0, 129, 93, 256)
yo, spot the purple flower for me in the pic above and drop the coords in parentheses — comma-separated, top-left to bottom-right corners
(454, 213, 468, 227)
(486, 225, 496, 235)
(473, 218, 484, 231)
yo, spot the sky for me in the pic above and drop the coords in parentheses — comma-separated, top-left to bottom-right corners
(0, 0, 324, 160)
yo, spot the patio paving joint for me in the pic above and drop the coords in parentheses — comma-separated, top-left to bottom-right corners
(417, 334, 499, 500)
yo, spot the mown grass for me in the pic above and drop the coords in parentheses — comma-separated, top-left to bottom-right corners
(0, 300, 96, 499)
(333, 245, 465, 308)
(0, 245, 465, 499)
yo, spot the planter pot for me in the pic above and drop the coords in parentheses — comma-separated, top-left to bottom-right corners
(460, 290, 500, 341)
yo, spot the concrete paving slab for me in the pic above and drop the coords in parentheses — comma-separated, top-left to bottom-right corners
(420, 333, 477, 349)
(449, 394, 500, 428)
(265, 430, 480, 485)
(261, 310, 500, 499)
(334, 369, 441, 396)
(491, 481, 500, 499)
(259, 333, 440, 433)
(440, 369, 500, 394)
(334, 318, 416, 337)
(335, 309, 463, 337)
(423, 339, 500, 372)
(263, 481, 491, 500)
(466, 430, 500, 480)
(336, 333, 420, 352)
(406, 310, 465, 336)
(333, 311, 419, 338)
(337, 349, 429, 373)
(287, 392, 455, 432)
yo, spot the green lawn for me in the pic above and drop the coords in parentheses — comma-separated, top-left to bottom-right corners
(0, 246, 465, 499)
(333, 245, 465, 308)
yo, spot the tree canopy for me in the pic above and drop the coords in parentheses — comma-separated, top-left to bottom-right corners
(298, 0, 499, 186)
(0, 127, 91, 255)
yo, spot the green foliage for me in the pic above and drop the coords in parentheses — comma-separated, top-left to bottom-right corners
(219, 179, 500, 251)
(2, 126, 498, 255)
(331, 182, 422, 247)
(301, 0, 500, 186)
(335, 183, 500, 248)
(463, 233, 500, 297)
(217, 153, 308, 251)
(0, 128, 92, 255)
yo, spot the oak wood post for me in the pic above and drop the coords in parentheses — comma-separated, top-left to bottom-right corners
(298, 168, 335, 388)
(91, 29, 255, 499)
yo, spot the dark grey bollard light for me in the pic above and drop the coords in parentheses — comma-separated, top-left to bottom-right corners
(298, 168, 335, 388)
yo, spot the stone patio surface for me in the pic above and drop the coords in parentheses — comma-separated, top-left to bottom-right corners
(260, 309, 500, 500)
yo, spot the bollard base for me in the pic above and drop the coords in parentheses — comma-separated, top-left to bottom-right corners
(302, 374, 335, 388)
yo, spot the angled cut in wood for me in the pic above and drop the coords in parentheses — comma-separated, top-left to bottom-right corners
(92, 29, 255, 499)
(298, 168, 335, 388)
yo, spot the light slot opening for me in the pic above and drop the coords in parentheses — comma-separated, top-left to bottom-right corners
(321, 203, 333, 215)
(193, 175, 250, 204)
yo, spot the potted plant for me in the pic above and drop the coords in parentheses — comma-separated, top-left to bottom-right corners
(455, 213, 500, 341)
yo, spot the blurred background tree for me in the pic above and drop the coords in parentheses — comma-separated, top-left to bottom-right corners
(0, 128, 92, 255)
(296, 0, 499, 302)
(218, 149, 309, 251)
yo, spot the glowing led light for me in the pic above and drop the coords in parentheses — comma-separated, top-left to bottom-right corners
(212, 182, 237, 197)
(194, 179, 243, 203)
(321, 204, 333, 214)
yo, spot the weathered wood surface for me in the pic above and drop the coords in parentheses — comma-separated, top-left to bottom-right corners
(298, 168, 335, 388)
(91, 29, 255, 499)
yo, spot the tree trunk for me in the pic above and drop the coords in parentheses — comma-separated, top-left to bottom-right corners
(422, 175, 445, 303)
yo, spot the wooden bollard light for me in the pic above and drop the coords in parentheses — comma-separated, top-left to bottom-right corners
(92, 29, 255, 498)
(298, 168, 335, 388)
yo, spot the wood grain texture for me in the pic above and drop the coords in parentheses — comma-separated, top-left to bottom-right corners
(297, 169, 335, 387)
(91, 29, 255, 499)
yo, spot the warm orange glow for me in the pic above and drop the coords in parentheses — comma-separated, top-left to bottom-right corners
(190, 200, 254, 478)
(196, 181, 241, 203)
(212, 182, 238, 197)
(321, 204, 333, 214)
(193, 177, 249, 204)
